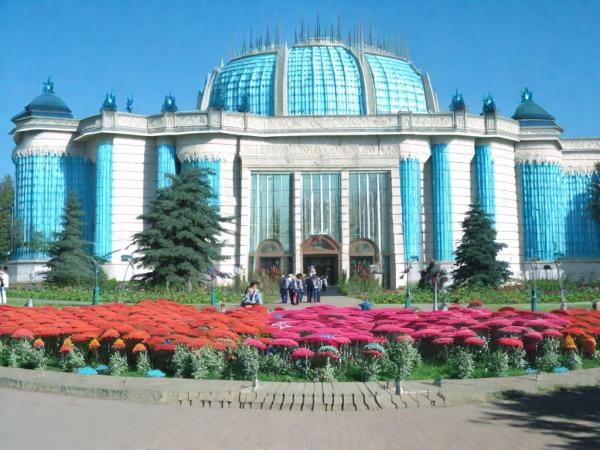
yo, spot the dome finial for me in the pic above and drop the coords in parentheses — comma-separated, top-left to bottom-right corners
(162, 93, 177, 112)
(125, 95, 134, 113)
(521, 87, 533, 102)
(42, 76, 55, 94)
(482, 93, 496, 113)
(101, 91, 117, 112)
(450, 90, 466, 111)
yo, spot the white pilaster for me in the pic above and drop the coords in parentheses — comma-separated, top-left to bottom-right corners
(340, 170, 350, 277)
(293, 172, 303, 273)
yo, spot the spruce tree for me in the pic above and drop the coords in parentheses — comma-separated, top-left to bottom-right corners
(452, 204, 511, 288)
(590, 162, 600, 225)
(0, 175, 13, 259)
(132, 168, 227, 286)
(46, 192, 95, 285)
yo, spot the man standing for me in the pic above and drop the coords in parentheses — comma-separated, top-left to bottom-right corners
(295, 273, 304, 303)
(305, 274, 314, 303)
(312, 275, 322, 303)
(0, 266, 8, 305)
(279, 275, 289, 304)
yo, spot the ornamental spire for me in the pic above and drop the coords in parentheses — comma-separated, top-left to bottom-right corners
(42, 76, 55, 94)
(521, 87, 533, 102)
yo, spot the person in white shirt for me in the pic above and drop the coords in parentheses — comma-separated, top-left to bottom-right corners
(0, 266, 8, 305)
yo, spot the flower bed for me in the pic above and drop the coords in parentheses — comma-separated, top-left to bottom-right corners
(1, 301, 599, 381)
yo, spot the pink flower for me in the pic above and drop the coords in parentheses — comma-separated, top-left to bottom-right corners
(243, 338, 267, 350)
(272, 338, 298, 347)
(495, 337, 523, 348)
(541, 329, 563, 338)
(523, 331, 543, 341)
(463, 337, 485, 346)
(291, 348, 314, 359)
(432, 337, 454, 345)
(11, 328, 34, 340)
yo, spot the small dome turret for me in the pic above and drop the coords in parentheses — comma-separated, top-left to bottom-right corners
(12, 78, 73, 121)
(512, 88, 556, 126)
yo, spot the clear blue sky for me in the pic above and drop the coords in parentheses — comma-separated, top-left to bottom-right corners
(1, 0, 599, 178)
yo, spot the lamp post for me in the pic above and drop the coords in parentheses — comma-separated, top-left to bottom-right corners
(118, 254, 134, 304)
(92, 249, 121, 305)
(404, 256, 419, 308)
(529, 258, 540, 312)
(554, 253, 567, 310)
(208, 267, 219, 306)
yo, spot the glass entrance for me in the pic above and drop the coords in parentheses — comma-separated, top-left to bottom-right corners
(303, 255, 338, 285)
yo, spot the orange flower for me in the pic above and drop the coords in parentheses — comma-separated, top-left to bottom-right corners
(111, 338, 126, 350)
(563, 335, 577, 352)
(132, 343, 147, 353)
(63, 337, 73, 347)
(59, 344, 73, 353)
(33, 338, 45, 349)
(582, 337, 596, 357)
(89, 338, 100, 350)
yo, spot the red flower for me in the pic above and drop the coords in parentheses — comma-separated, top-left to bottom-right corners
(132, 343, 147, 353)
(59, 344, 73, 353)
(11, 328, 34, 340)
(243, 338, 267, 350)
(463, 337, 485, 346)
(432, 337, 454, 345)
(272, 338, 298, 347)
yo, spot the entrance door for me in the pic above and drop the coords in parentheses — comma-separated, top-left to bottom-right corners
(303, 255, 338, 285)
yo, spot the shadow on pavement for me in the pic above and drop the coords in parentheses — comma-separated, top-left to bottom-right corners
(475, 386, 600, 449)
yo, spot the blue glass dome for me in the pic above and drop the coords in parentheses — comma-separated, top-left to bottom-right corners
(206, 43, 431, 116)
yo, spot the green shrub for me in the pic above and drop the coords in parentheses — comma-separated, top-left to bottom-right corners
(506, 346, 526, 369)
(563, 351, 582, 370)
(109, 352, 129, 376)
(386, 339, 421, 382)
(449, 347, 475, 379)
(190, 347, 225, 379)
(233, 345, 260, 380)
(172, 345, 192, 378)
(136, 352, 151, 374)
(259, 353, 291, 377)
(488, 351, 509, 376)
(60, 347, 86, 372)
(315, 359, 336, 382)
(537, 338, 561, 372)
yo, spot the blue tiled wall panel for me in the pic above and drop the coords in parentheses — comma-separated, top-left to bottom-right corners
(400, 158, 422, 260)
(94, 142, 113, 258)
(156, 144, 177, 189)
(517, 163, 565, 260)
(210, 53, 276, 115)
(12, 154, 95, 260)
(364, 54, 427, 113)
(474, 145, 496, 219)
(430, 144, 453, 261)
(564, 172, 600, 258)
(287, 46, 365, 115)
(181, 160, 221, 207)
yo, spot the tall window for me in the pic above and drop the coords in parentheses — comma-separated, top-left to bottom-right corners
(302, 173, 341, 241)
(250, 173, 293, 253)
(349, 172, 391, 253)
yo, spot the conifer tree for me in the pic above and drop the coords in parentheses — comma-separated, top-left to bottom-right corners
(46, 192, 95, 285)
(132, 168, 227, 286)
(452, 204, 511, 288)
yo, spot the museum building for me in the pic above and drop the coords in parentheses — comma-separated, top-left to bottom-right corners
(8, 31, 600, 286)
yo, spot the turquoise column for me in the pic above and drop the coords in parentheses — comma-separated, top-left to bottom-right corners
(400, 158, 422, 260)
(12, 154, 67, 259)
(94, 142, 112, 257)
(517, 162, 565, 260)
(564, 172, 600, 258)
(474, 145, 496, 219)
(182, 159, 220, 207)
(156, 143, 177, 189)
(430, 144, 453, 261)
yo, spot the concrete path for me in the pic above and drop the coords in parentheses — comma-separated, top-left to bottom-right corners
(1, 386, 598, 450)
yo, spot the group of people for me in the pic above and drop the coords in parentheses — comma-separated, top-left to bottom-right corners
(279, 266, 327, 305)
(240, 280, 263, 306)
(0, 266, 9, 305)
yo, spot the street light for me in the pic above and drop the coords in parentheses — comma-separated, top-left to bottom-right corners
(118, 254, 134, 304)
(529, 258, 540, 312)
(554, 253, 567, 310)
(404, 255, 419, 308)
(92, 249, 121, 305)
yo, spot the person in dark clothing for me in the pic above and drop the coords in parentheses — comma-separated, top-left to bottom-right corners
(305, 274, 314, 303)
(279, 275, 289, 304)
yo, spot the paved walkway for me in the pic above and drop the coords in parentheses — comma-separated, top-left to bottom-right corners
(1, 386, 598, 450)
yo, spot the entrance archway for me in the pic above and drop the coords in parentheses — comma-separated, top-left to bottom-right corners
(302, 235, 341, 285)
(350, 239, 379, 276)
(254, 239, 286, 276)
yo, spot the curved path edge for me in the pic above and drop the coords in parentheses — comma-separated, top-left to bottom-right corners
(1, 366, 598, 412)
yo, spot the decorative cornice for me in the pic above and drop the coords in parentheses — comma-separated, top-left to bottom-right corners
(561, 139, 600, 150)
